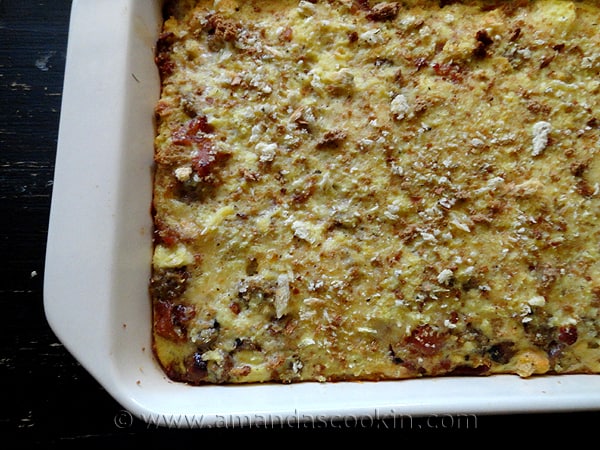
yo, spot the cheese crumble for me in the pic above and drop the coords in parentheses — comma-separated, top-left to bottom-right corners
(150, 0, 600, 385)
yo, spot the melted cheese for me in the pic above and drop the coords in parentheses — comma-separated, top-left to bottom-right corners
(151, 0, 600, 384)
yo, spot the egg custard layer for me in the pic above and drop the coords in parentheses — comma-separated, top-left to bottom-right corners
(151, 0, 600, 384)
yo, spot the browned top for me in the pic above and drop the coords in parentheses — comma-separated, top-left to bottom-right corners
(151, 0, 600, 384)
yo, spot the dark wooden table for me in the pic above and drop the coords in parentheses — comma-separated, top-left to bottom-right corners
(2, 0, 599, 446)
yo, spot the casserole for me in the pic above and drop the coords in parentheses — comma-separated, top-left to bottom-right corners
(44, 0, 600, 427)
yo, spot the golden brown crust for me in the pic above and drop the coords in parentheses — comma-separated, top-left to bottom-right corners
(151, 0, 600, 384)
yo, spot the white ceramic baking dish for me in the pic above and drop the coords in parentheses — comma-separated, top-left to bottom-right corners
(44, 0, 600, 428)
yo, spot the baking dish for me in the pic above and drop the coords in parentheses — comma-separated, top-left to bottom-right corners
(44, 0, 600, 428)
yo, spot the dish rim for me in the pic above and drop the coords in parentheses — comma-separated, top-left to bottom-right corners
(44, 0, 600, 428)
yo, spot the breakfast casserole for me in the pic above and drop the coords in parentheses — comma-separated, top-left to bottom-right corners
(150, 0, 600, 384)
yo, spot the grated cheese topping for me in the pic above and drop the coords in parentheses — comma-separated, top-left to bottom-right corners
(150, 0, 600, 384)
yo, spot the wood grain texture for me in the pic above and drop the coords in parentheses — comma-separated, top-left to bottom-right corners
(0, 0, 599, 446)
(0, 1, 123, 444)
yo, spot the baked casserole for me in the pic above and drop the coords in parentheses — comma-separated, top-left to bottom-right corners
(150, 0, 600, 384)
